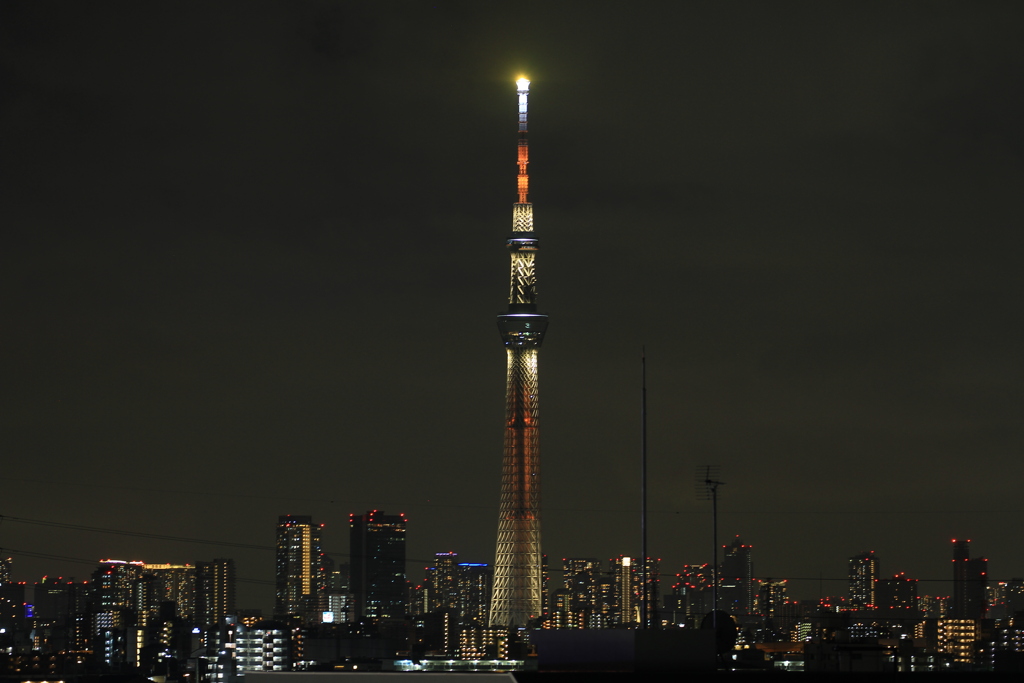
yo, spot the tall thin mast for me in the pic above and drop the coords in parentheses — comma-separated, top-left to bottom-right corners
(491, 77, 548, 629)
(641, 349, 648, 629)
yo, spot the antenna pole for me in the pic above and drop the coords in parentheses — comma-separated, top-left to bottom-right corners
(696, 466, 724, 632)
(711, 476, 719, 630)
(640, 348, 648, 629)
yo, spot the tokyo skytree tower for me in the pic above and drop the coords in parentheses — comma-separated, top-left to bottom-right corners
(490, 77, 547, 628)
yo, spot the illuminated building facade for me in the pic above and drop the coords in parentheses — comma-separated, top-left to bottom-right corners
(612, 556, 637, 625)
(490, 76, 548, 629)
(457, 563, 493, 628)
(349, 510, 407, 620)
(848, 550, 878, 609)
(92, 559, 145, 614)
(919, 594, 949, 619)
(196, 558, 236, 628)
(236, 620, 289, 671)
(141, 563, 195, 623)
(0, 557, 10, 584)
(638, 557, 660, 625)
(757, 579, 788, 618)
(938, 619, 979, 664)
(274, 515, 328, 619)
(1002, 578, 1024, 618)
(426, 552, 460, 612)
(562, 558, 601, 628)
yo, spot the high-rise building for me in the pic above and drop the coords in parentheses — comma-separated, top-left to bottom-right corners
(456, 563, 492, 628)
(640, 557, 661, 624)
(33, 578, 91, 651)
(848, 550, 878, 609)
(667, 564, 714, 628)
(952, 539, 987, 620)
(196, 559, 236, 628)
(0, 557, 10, 584)
(89, 558, 145, 649)
(919, 594, 950, 619)
(274, 515, 328, 619)
(426, 552, 459, 612)
(349, 510, 407, 620)
(611, 556, 638, 625)
(754, 579, 792, 640)
(876, 572, 918, 618)
(490, 76, 548, 629)
(141, 563, 196, 623)
(1005, 579, 1024, 618)
(562, 558, 601, 627)
(91, 559, 145, 613)
(325, 562, 351, 624)
(721, 537, 754, 616)
(757, 579, 788, 618)
(589, 574, 616, 629)
(0, 581, 26, 633)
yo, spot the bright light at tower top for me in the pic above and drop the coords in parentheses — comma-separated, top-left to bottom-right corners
(516, 77, 530, 90)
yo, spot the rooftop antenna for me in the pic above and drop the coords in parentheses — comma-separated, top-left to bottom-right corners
(696, 465, 724, 630)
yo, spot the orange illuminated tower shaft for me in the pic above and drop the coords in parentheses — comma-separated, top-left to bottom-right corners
(490, 77, 547, 628)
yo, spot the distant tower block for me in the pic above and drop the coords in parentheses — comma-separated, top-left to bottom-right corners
(490, 77, 548, 629)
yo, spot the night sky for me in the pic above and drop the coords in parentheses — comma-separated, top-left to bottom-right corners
(4, 1, 1023, 611)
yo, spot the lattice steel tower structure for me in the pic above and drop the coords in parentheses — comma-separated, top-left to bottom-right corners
(490, 77, 547, 628)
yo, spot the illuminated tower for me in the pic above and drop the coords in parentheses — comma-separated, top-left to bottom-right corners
(490, 76, 547, 628)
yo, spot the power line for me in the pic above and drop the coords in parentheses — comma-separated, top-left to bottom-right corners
(5, 478, 1013, 516)
(1, 515, 271, 551)
(0, 514, 469, 568)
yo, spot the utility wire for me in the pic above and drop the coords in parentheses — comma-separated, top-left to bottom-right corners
(0, 514, 469, 567)
(4, 477, 1009, 516)
(1, 515, 271, 551)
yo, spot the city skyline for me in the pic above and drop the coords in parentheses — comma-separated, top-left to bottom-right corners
(4, 2, 1023, 614)
(0, 519, 1014, 618)
(6, 533, 1024, 672)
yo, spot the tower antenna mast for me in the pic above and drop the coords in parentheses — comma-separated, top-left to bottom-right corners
(696, 466, 724, 630)
(640, 348, 649, 629)
(490, 77, 549, 629)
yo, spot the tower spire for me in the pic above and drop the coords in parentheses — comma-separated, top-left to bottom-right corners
(490, 76, 548, 629)
(516, 77, 530, 204)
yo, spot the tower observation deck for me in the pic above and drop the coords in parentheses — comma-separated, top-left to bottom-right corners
(490, 77, 547, 629)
